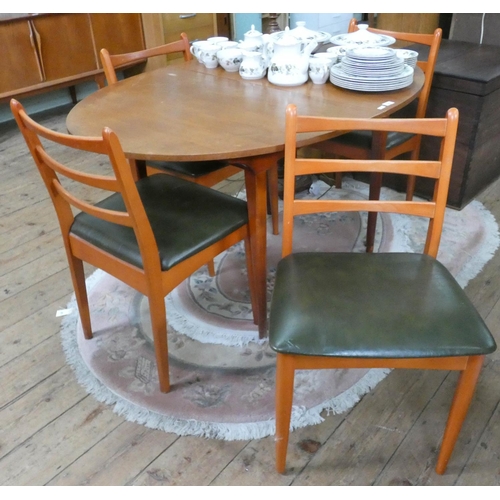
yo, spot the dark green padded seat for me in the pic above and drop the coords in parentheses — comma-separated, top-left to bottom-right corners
(71, 174, 248, 271)
(146, 159, 232, 178)
(269, 252, 496, 359)
(328, 130, 415, 151)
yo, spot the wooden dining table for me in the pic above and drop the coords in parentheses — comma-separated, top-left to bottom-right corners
(66, 59, 424, 338)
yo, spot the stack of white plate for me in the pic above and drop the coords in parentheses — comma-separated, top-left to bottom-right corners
(394, 49, 418, 68)
(330, 47, 414, 92)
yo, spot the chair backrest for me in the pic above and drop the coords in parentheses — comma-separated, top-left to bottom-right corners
(10, 98, 162, 275)
(100, 32, 192, 85)
(282, 104, 459, 259)
(348, 18, 442, 119)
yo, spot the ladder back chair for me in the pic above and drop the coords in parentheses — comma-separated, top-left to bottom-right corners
(11, 98, 260, 394)
(315, 18, 442, 252)
(100, 33, 280, 244)
(270, 103, 496, 474)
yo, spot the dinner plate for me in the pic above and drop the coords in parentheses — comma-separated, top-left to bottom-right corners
(346, 47, 395, 59)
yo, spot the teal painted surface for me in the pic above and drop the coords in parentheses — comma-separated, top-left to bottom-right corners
(0, 80, 99, 124)
(233, 13, 262, 42)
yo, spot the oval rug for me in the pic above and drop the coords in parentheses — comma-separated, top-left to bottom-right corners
(60, 178, 499, 440)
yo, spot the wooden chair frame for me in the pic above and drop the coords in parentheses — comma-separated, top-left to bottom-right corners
(273, 104, 484, 475)
(100, 33, 280, 240)
(314, 19, 442, 252)
(11, 98, 258, 394)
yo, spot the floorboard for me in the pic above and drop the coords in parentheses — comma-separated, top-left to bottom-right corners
(1, 105, 500, 486)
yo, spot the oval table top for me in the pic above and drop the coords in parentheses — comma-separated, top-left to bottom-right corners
(66, 60, 425, 338)
(66, 60, 425, 162)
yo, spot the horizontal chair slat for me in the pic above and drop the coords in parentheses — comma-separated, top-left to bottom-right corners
(293, 199, 436, 218)
(296, 116, 449, 137)
(37, 147, 121, 191)
(54, 182, 133, 226)
(21, 110, 105, 154)
(294, 159, 442, 179)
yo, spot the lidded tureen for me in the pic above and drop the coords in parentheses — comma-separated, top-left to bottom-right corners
(330, 24, 396, 47)
(287, 21, 331, 44)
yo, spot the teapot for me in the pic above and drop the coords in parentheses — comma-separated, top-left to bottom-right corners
(243, 24, 264, 51)
(267, 27, 318, 86)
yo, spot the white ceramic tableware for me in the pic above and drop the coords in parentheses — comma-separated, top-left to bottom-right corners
(217, 48, 243, 72)
(217, 40, 239, 50)
(287, 21, 331, 44)
(312, 51, 339, 64)
(238, 40, 262, 52)
(394, 49, 419, 68)
(330, 24, 396, 47)
(326, 45, 348, 61)
(190, 40, 208, 63)
(239, 50, 267, 80)
(207, 36, 229, 45)
(243, 24, 264, 51)
(199, 43, 220, 69)
(308, 55, 334, 84)
(267, 27, 318, 86)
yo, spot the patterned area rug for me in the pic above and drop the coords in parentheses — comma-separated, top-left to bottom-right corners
(61, 178, 500, 440)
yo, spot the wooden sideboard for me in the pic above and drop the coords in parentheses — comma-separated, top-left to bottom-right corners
(0, 13, 145, 103)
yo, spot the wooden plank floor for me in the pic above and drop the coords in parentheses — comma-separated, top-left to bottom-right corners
(1, 104, 500, 486)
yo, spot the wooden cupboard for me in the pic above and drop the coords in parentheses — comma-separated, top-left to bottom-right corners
(0, 13, 145, 103)
(140, 13, 219, 68)
(161, 13, 217, 43)
(0, 19, 43, 94)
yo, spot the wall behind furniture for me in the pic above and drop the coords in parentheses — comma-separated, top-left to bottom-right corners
(288, 13, 354, 35)
(450, 13, 500, 45)
(232, 13, 262, 41)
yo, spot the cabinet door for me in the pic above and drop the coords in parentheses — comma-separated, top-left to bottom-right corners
(90, 13, 145, 65)
(161, 13, 216, 62)
(162, 13, 216, 43)
(32, 14, 97, 81)
(0, 20, 43, 94)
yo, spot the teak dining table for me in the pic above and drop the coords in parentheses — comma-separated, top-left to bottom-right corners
(66, 59, 424, 338)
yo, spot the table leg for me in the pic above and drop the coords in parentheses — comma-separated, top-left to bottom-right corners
(244, 166, 269, 339)
(128, 158, 147, 181)
(267, 165, 280, 236)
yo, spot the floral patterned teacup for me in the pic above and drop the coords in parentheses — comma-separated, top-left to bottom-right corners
(217, 48, 243, 72)
(190, 40, 208, 63)
(199, 43, 220, 69)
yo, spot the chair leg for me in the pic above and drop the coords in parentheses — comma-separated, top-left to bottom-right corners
(67, 253, 92, 340)
(244, 234, 260, 326)
(435, 355, 485, 475)
(275, 354, 295, 474)
(406, 175, 416, 201)
(406, 143, 421, 201)
(366, 172, 383, 253)
(148, 291, 171, 393)
(207, 260, 216, 277)
(267, 166, 280, 236)
(335, 172, 343, 189)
